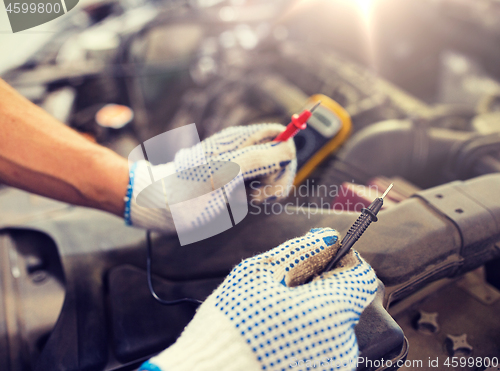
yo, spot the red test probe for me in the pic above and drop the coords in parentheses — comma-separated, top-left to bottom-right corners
(273, 101, 321, 142)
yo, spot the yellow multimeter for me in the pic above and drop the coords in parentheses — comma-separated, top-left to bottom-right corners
(293, 94, 352, 186)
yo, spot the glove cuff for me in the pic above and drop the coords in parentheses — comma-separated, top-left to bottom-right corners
(140, 296, 260, 371)
(124, 162, 137, 226)
(127, 160, 176, 233)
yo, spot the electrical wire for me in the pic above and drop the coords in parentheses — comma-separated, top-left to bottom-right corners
(146, 230, 202, 306)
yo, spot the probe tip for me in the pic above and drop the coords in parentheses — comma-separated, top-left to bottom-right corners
(310, 101, 321, 113)
(381, 183, 394, 199)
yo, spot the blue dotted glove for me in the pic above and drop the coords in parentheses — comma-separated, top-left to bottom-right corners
(125, 124, 296, 234)
(140, 228, 378, 371)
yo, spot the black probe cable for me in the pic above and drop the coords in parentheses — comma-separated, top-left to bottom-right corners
(323, 183, 394, 273)
(146, 230, 202, 306)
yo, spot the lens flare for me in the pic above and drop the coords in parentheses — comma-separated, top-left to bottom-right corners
(353, 0, 375, 15)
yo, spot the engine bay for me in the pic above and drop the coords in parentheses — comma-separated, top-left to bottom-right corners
(1, 0, 500, 370)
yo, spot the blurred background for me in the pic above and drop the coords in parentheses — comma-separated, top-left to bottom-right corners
(3, 0, 500, 187)
(2, 1, 500, 370)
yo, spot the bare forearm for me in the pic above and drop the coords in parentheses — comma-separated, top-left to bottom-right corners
(0, 79, 128, 217)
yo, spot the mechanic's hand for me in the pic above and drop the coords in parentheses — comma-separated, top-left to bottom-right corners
(125, 124, 296, 233)
(139, 228, 378, 371)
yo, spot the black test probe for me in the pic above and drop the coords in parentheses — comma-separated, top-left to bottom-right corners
(323, 183, 394, 272)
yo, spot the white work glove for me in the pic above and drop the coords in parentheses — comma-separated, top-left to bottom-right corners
(139, 228, 378, 371)
(125, 124, 296, 235)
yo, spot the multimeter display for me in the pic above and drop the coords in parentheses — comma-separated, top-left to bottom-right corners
(294, 105, 342, 169)
(291, 94, 352, 185)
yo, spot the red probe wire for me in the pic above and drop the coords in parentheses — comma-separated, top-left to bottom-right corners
(273, 101, 321, 142)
